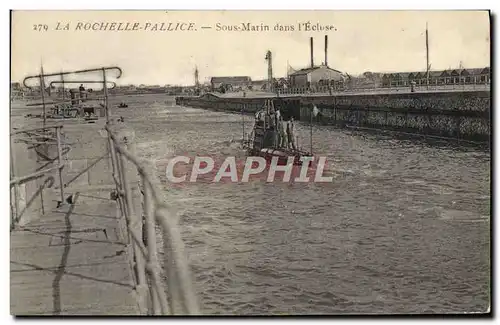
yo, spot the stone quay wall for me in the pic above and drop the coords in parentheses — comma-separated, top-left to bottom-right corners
(176, 90, 490, 142)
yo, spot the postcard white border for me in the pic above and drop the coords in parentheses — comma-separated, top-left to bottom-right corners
(2, 1, 496, 324)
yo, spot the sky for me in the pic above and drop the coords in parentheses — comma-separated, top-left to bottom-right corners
(11, 10, 491, 86)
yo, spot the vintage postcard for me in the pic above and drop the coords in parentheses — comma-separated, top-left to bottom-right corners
(9, 10, 491, 316)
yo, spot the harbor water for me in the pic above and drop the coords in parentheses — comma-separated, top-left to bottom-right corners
(117, 94, 490, 315)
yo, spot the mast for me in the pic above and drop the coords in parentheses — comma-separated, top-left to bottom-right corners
(310, 109, 313, 154)
(60, 70, 65, 101)
(242, 103, 245, 145)
(426, 22, 429, 89)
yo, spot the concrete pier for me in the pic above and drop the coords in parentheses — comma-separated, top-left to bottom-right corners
(10, 192, 140, 315)
(10, 109, 143, 315)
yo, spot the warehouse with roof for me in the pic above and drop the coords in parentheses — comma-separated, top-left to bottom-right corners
(288, 36, 345, 88)
(381, 68, 490, 87)
(289, 65, 344, 87)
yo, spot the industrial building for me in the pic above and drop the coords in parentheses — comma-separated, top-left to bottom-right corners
(288, 35, 345, 88)
(381, 67, 490, 87)
(289, 65, 344, 87)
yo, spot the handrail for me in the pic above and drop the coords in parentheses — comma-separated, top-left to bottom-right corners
(13, 65, 199, 315)
(11, 125, 62, 135)
(276, 81, 491, 96)
(105, 123, 199, 315)
(23, 66, 122, 89)
(26, 96, 108, 107)
(10, 164, 63, 187)
(24, 94, 134, 109)
(49, 81, 117, 89)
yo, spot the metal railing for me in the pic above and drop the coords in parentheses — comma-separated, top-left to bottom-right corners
(274, 80, 491, 96)
(94, 64, 199, 313)
(22, 66, 122, 89)
(10, 125, 65, 228)
(12, 65, 199, 315)
(105, 124, 199, 315)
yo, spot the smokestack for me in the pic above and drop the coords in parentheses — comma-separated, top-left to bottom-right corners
(324, 35, 328, 67)
(310, 37, 314, 68)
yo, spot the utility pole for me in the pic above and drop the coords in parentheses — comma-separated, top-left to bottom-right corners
(194, 66, 199, 87)
(426, 22, 430, 90)
(265, 50, 273, 91)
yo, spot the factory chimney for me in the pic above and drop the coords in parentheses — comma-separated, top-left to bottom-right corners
(324, 35, 328, 67)
(310, 37, 314, 68)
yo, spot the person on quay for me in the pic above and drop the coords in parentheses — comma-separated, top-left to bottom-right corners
(69, 88, 77, 106)
(79, 84, 86, 102)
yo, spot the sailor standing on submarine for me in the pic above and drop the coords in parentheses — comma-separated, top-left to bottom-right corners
(312, 104, 320, 122)
(286, 117, 296, 150)
(274, 107, 282, 148)
(279, 117, 287, 148)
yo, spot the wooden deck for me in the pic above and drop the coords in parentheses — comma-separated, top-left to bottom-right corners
(10, 191, 141, 316)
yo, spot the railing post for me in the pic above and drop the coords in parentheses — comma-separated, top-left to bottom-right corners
(105, 122, 200, 315)
(142, 173, 168, 315)
(61, 72, 65, 101)
(107, 130, 126, 212)
(162, 225, 183, 314)
(119, 135, 148, 314)
(117, 151, 131, 221)
(102, 68, 110, 123)
(10, 129, 49, 225)
(56, 126, 65, 204)
(10, 137, 19, 226)
(39, 73, 46, 128)
(157, 207, 199, 315)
